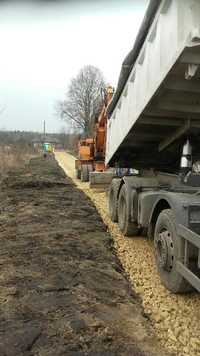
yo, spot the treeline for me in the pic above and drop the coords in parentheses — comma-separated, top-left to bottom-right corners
(0, 130, 80, 154)
(0, 131, 56, 145)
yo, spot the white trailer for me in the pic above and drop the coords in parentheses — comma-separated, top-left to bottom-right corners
(106, 0, 200, 293)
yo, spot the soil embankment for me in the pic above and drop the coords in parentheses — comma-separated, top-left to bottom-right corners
(0, 156, 169, 356)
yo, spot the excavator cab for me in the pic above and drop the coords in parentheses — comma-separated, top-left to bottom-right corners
(78, 138, 94, 161)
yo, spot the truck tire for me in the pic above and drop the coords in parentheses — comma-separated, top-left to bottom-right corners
(154, 209, 192, 293)
(81, 165, 89, 182)
(117, 184, 139, 236)
(75, 168, 81, 179)
(108, 179, 121, 222)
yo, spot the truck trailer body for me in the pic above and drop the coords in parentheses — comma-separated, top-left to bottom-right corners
(106, 0, 200, 170)
(106, 0, 200, 293)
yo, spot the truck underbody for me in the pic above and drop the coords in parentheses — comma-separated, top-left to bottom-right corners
(106, 0, 200, 292)
(108, 172, 200, 293)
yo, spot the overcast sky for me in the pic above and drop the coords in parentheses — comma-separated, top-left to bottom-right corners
(0, 0, 148, 133)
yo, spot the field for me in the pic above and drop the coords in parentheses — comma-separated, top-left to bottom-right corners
(0, 154, 170, 356)
(0, 144, 35, 178)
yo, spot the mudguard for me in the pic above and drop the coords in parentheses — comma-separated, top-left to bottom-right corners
(143, 191, 200, 229)
(122, 176, 159, 223)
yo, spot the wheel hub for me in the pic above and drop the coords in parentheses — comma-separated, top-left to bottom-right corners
(155, 230, 174, 272)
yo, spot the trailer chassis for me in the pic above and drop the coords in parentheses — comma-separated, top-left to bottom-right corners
(108, 175, 200, 293)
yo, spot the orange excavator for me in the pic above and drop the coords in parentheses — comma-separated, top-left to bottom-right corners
(75, 86, 114, 181)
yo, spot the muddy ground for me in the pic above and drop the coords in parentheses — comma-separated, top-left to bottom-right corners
(0, 156, 170, 356)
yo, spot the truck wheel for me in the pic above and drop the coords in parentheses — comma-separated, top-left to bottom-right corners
(108, 179, 121, 222)
(75, 168, 81, 179)
(154, 209, 192, 293)
(81, 165, 89, 182)
(117, 185, 139, 236)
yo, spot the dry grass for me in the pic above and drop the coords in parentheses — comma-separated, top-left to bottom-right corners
(0, 144, 37, 177)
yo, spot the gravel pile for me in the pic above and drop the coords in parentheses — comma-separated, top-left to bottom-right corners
(55, 152, 200, 356)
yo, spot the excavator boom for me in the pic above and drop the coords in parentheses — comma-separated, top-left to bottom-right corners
(75, 86, 114, 182)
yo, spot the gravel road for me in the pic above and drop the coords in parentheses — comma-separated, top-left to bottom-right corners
(55, 151, 200, 356)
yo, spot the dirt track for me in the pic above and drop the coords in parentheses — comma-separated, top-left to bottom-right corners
(55, 151, 200, 356)
(0, 155, 169, 356)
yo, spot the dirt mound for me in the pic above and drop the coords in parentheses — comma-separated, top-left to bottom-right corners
(0, 156, 171, 356)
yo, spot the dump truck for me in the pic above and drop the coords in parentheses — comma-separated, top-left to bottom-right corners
(75, 86, 114, 182)
(106, 0, 200, 293)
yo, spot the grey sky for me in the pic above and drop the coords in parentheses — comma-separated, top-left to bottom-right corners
(0, 0, 148, 133)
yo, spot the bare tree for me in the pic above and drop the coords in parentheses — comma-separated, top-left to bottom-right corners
(59, 65, 105, 136)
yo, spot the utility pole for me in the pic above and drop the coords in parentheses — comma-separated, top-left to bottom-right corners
(0, 105, 6, 115)
(43, 120, 46, 142)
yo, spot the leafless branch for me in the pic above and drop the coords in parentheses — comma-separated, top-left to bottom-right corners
(58, 65, 105, 136)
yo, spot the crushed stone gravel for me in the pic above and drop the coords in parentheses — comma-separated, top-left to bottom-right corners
(55, 151, 200, 356)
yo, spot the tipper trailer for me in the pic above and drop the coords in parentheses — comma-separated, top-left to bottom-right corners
(106, 0, 200, 293)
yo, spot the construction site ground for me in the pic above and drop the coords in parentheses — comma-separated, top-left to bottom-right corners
(0, 154, 171, 356)
(55, 151, 200, 356)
